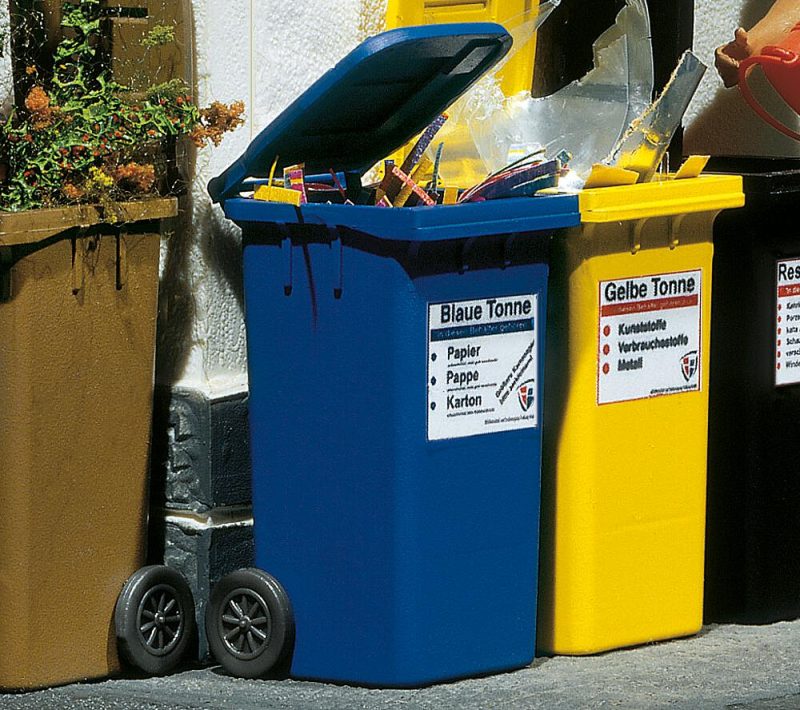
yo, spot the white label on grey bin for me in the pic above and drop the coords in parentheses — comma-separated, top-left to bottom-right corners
(776, 258, 800, 386)
(427, 295, 538, 441)
(597, 270, 703, 405)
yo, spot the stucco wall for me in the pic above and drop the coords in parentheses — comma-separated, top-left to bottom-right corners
(684, 0, 800, 158)
(156, 0, 386, 395)
(0, 3, 12, 112)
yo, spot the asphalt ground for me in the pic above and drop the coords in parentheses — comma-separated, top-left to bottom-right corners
(2, 620, 800, 709)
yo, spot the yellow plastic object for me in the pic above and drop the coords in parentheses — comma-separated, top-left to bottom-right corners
(538, 175, 744, 656)
(583, 164, 639, 189)
(254, 183, 302, 206)
(385, 0, 539, 97)
(443, 186, 460, 204)
(674, 155, 710, 180)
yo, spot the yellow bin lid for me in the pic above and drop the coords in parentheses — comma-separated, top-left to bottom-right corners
(579, 175, 745, 224)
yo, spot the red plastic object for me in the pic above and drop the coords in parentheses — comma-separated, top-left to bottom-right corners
(739, 22, 800, 141)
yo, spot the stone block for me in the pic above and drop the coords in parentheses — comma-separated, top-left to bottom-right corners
(158, 512, 254, 661)
(151, 386, 252, 512)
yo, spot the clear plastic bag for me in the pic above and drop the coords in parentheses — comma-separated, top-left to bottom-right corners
(434, 0, 655, 189)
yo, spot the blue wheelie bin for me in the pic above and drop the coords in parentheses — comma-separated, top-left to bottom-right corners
(206, 23, 580, 687)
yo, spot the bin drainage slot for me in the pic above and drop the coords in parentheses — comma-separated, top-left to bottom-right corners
(281, 230, 293, 296)
(329, 228, 343, 299)
(669, 215, 685, 250)
(0, 247, 12, 302)
(629, 220, 646, 255)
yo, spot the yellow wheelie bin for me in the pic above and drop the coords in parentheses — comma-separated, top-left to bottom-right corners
(384, 0, 540, 97)
(383, 0, 544, 189)
(538, 174, 744, 655)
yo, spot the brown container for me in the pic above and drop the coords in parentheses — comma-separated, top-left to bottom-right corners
(0, 198, 176, 690)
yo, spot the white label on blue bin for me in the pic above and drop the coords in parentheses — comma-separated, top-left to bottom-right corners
(597, 270, 703, 405)
(427, 295, 538, 441)
(776, 258, 800, 386)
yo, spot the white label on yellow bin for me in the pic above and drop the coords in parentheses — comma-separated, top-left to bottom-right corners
(597, 270, 702, 405)
(776, 258, 800, 386)
(427, 295, 538, 441)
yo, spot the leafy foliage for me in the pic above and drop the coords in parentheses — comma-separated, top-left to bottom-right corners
(141, 24, 176, 48)
(0, 0, 245, 211)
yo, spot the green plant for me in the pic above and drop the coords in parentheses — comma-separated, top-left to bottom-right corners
(141, 24, 176, 48)
(0, 0, 244, 211)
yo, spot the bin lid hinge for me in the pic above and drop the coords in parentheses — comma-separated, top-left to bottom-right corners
(503, 236, 516, 269)
(629, 220, 646, 255)
(668, 214, 685, 250)
(71, 229, 92, 296)
(459, 237, 477, 273)
(0, 246, 12, 303)
(279, 225, 293, 297)
(114, 227, 126, 291)
(328, 227, 343, 299)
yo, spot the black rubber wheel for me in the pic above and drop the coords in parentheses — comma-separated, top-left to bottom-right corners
(115, 565, 196, 675)
(206, 567, 294, 679)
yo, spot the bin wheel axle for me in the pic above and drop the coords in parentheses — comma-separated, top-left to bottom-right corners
(137, 583, 185, 656)
(219, 588, 273, 659)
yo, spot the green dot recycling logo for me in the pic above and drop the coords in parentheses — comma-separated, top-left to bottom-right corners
(681, 351, 699, 382)
(517, 379, 536, 412)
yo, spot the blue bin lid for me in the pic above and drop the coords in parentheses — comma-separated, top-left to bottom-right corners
(208, 23, 512, 204)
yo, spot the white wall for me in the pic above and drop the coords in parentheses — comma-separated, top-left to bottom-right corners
(156, 0, 387, 395)
(0, 2, 12, 112)
(684, 0, 800, 157)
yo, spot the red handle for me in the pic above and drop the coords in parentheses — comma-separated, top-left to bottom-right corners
(738, 55, 800, 142)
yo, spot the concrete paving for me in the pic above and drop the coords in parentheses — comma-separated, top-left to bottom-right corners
(3, 621, 800, 709)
